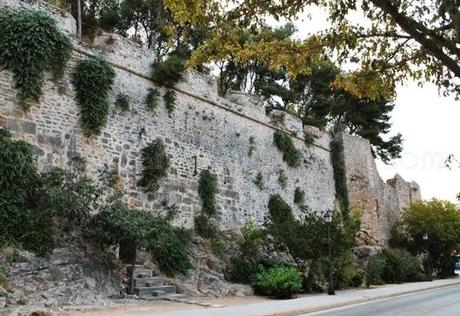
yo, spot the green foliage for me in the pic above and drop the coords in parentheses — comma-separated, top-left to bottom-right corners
(238, 220, 265, 258)
(248, 136, 256, 156)
(145, 87, 161, 111)
(211, 237, 226, 258)
(270, 112, 286, 126)
(115, 93, 130, 112)
(303, 132, 315, 147)
(194, 214, 218, 239)
(277, 169, 288, 189)
(330, 137, 349, 212)
(254, 172, 265, 190)
(229, 257, 257, 284)
(0, 10, 72, 109)
(89, 198, 191, 275)
(151, 55, 185, 88)
(390, 199, 460, 277)
(72, 57, 115, 136)
(324, 253, 363, 289)
(198, 169, 218, 217)
(273, 131, 301, 168)
(163, 90, 177, 117)
(366, 249, 423, 286)
(255, 266, 302, 299)
(138, 139, 170, 193)
(293, 187, 305, 206)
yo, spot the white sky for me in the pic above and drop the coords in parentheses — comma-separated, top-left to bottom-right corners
(287, 6, 460, 202)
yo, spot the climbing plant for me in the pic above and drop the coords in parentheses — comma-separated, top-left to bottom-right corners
(273, 131, 301, 168)
(163, 90, 177, 117)
(254, 172, 265, 190)
(151, 55, 185, 88)
(114, 93, 130, 112)
(138, 138, 170, 193)
(145, 88, 160, 111)
(72, 56, 115, 136)
(294, 187, 305, 206)
(330, 137, 349, 212)
(277, 169, 288, 189)
(195, 169, 219, 238)
(0, 10, 72, 109)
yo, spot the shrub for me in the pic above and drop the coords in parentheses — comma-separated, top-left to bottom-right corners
(255, 266, 302, 299)
(293, 187, 305, 206)
(0, 10, 72, 109)
(238, 220, 265, 258)
(248, 136, 256, 156)
(151, 55, 185, 88)
(194, 214, 218, 238)
(72, 56, 115, 136)
(254, 172, 265, 190)
(229, 257, 257, 284)
(145, 88, 160, 111)
(138, 139, 170, 193)
(273, 131, 301, 168)
(303, 132, 316, 147)
(270, 112, 286, 126)
(89, 198, 191, 275)
(330, 137, 349, 212)
(115, 93, 130, 112)
(163, 89, 177, 117)
(365, 248, 422, 286)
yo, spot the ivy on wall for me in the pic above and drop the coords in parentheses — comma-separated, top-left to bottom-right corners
(145, 87, 160, 111)
(331, 136, 349, 212)
(273, 131, 301, 168)
(163, 89, 177, 117)
(138, 138, 170, 193)
(0, 10, 72, 110)
(72, 56, 115, 136)
(195, 169, 219, 238)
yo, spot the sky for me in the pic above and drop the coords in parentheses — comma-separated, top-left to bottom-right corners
(286, 6, 460, 202)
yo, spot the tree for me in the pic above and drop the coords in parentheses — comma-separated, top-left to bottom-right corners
(165, 0, 460, 100)
(265, 195, 360, 292)
(390, 199, 460, 277)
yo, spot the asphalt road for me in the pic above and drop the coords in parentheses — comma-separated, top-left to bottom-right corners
(304, 284, 460, 316)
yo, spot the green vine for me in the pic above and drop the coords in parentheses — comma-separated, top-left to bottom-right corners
(138, 138, 170, 193)
(72, 56, 115, 136)
(145, 88, 160, 111)
(195, 169, 219, 238)
(115, 93, 130, 112)
(277, 169, 288, 189)
(163, 90, 177, 117)
(331, 136, 349, 212)
(151, 55, 185, 88)
(254, 172, 265, 190)
(294, 187, 305, 206)
(0, 10, 72, 110)
(273, 131, 301, 168)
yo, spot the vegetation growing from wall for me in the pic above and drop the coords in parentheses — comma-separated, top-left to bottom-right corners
(195, 169, 219, 238)
(138, 139, 170, 193)
(248, 136, 256, 157)
(72, 57, 115, 136)
(151, 55, 185, 88)
(303, 132, 316, 147)
(89, 197, 191, 275)
(163, 89, 177, 117)
(273, 131, 301, 168)
(253, 172, 265, 190)
(115, 93, 130, 112)
(145, 87, 160, 111)
(0, 10, 72, 109)
(330, 136, 349, 212)
(277, 169, 288, 189)
(293, 187, 305, 206)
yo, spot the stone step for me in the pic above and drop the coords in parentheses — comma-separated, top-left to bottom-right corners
(135, 285, 176, 297)
(133, 277, 164, 288)
(133, 269, 153, 278)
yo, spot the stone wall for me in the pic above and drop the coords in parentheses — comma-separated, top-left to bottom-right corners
(340, 133, 421, 244)
(0, 0, 420, 242)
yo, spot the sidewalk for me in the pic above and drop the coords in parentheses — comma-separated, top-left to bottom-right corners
(125, 278, 460, 316)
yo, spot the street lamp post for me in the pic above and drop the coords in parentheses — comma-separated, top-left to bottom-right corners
(423, 233, 431, 279)
(324, 209, 335, 295)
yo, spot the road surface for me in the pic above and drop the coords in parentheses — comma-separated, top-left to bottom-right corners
(304, 284, 460, 316)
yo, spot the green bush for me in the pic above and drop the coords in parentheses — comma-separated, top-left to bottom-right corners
(115, 93, 130, 112)
(72, 56, 115, 136)
(89, 198, 191, 275)
(198, 169, 218, 217)
(0, 10, 72, 109)
(138, 139, 170, 193)
(194, 214, 218, 239)
(273, 131, 301, 168)
(254, 172, 265, 190)
(303, 132, 316, 147)
(163, 89, 177, 117)
(293, 187, 305, 206)
(145, 88, 160, 111)
(255, 266, 302, 299)
(330, 137, 349, 212)
(151, 55, 185, 88)
(277, 169, 288, 188)
(229, 257, 257, 284)
(365, 248, 423, 286)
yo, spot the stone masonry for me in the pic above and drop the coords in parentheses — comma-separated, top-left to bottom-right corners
(0, 0, 420, 244)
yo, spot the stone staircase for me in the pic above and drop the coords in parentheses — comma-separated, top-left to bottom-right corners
(128, 265, 177, 298)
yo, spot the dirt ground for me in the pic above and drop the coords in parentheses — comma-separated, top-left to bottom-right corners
(56, 295, 269, 316)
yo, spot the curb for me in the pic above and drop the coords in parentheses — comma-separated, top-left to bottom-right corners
(266, 280, 460, 316)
